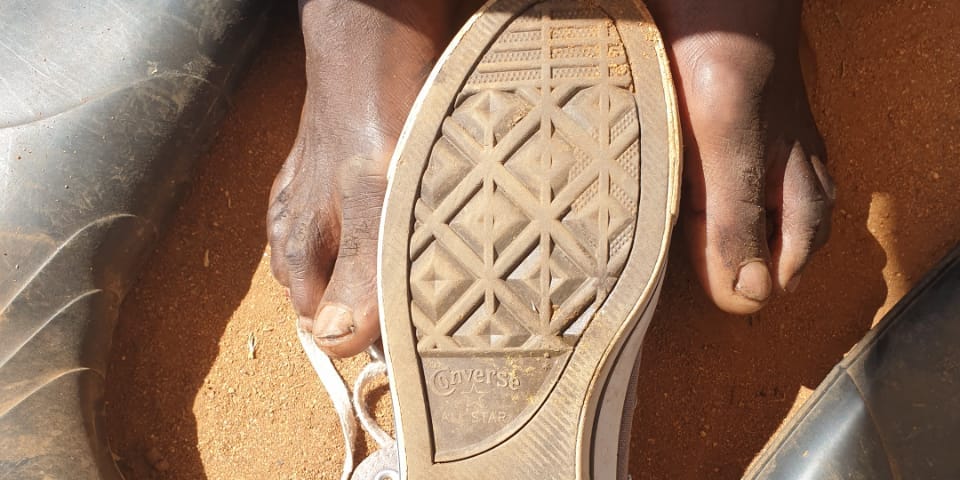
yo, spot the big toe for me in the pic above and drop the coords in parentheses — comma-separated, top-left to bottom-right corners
(305, 264, 380, 358)
(678, 52, 775, 314)
(685, 199, 774, 315)
(300, 157, 387, 358)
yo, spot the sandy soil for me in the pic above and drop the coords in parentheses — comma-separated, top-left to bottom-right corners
(106, 2, 960, 479)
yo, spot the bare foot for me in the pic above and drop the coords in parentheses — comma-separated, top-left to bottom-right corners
(647, 0, 835, 314)
(267, 0, 454, 357)
(270, 0, 835, 358)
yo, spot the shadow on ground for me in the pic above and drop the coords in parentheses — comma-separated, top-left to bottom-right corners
(104, 9, 305, 478)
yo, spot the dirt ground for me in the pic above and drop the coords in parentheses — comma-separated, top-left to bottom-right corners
(105, 1, 960, 479)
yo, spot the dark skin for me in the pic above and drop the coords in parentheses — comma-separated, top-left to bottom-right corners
(268, 0, 835, 357)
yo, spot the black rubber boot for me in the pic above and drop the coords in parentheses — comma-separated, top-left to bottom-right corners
(0, 1, 269, 478)
(746, 244, 960, 479)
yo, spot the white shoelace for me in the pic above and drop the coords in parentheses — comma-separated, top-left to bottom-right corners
(296, 326, 394, 480)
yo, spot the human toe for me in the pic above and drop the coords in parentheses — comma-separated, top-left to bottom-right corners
(770, 141, 835, 292)
(306, 157, 387, 358)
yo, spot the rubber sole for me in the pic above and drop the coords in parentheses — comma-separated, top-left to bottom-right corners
(378, 0, 679, 478)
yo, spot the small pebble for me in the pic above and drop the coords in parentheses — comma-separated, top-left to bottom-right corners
(145, 447, 169, 471)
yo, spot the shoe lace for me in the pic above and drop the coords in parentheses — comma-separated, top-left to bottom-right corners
(296, 326, 398, 480)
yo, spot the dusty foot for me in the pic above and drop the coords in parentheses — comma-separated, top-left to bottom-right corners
(267, 0, 454, 357)
(647, 0, 835, 314)
(270, 0, 835, 358)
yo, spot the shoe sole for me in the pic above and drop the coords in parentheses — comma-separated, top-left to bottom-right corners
(378, 0, 679, 477)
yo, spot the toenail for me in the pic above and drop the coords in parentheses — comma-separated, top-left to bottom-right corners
(313, 304, 355, 345)
(786, 273, 802, 293)
(735, 261, 772, 303)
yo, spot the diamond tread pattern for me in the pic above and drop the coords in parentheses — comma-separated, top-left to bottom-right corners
(409, 1, 641, 354)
